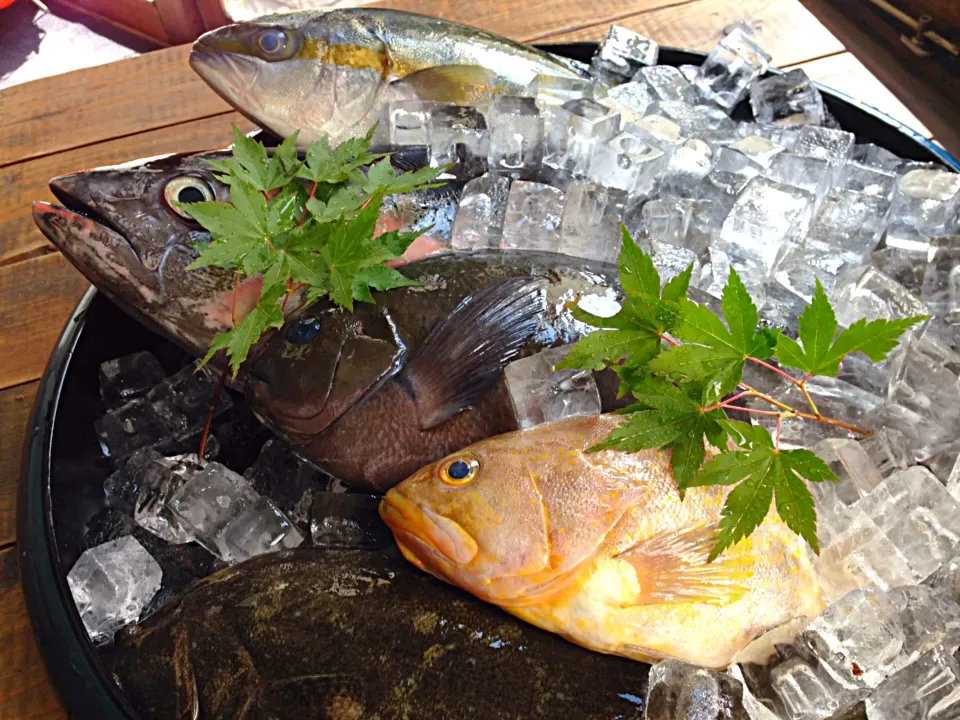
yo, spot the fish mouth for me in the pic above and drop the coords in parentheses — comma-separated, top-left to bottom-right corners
(379, 490, 478, 566)
(48, 173, 133, 247)
(190, 43, 267, 128)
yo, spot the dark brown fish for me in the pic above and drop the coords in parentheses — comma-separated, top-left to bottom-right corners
(111, 548, 648, 719)
(244, 250, 625, 492)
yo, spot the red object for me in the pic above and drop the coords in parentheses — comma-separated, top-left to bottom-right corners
(0, 0, 18, 9)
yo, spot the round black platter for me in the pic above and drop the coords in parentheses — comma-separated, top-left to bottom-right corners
(18, 43, 959, 719)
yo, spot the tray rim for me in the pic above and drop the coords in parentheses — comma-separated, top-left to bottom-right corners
(16, 42, 958, 719)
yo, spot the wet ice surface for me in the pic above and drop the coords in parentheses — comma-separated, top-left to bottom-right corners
(72, 22, 960, 717)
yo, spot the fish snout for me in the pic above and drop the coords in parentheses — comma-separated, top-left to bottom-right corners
(380, 490, 478, 566)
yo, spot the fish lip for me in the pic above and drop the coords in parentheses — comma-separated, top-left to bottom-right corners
(380, 490, 478, 566)
(48, 176, 132, 246)
(32, 200, 131, 252)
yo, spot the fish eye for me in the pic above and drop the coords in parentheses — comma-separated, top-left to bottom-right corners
(283, 315, 322, 344)
(255, 28, 298, 61)
(163, 176, 215, 220)
(439, 455, 480, 487)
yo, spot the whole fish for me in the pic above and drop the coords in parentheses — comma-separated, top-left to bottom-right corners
(380, 414, 826, 669)
(111, 548, 649, 719)
(189, 8, 586, 146)
(245, 251, 625, 492)
(31, 151, 459, 358)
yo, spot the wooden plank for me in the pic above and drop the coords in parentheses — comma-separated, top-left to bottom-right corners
(57, 0, 169, 46)
(790, 52, 933, 139)
(0, 548, 66, 719)
(540, 0, 845, 68)
(0, 112, 253, 265)
(195, 0, 231, 31)
(370, 0, 684, 44)
(0, 45, 231, 167)
(0, 254, 90, 392)
(0, 383, 37, 549)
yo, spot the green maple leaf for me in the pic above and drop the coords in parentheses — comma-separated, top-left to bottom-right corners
(377, 228, 425, 258)
(686, 431, 838, 559)
(649, 267, 778, 401)
(306, 185, 367, 223)
(199, 283, 286, 378)
(229, 126, 270, 191)
(178, 199, 262, 243)
(352, 265, 418, 303)
(264, 132, 303, 191)
(351, 158, 445, 196)
(775, 279, 927, 377)
(299, 128, 384, 185)
(187, 236, 263, 271)
(266, 185, 305, 237)
(322, 195, 394, 310)
(557, 230, 690, 375)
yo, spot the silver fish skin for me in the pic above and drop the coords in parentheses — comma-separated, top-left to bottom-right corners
(189, 8, 586, 147)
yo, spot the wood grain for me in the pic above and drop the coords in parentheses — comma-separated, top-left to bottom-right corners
(0, 45, 231, 167)
(791, 52, 933, 139)
(0, 112, 253, 265)
(156, 0, 208, 45)
(541, 0, 845, 67)
(0, 383, 39, 549)
(0, 548, 66, 720)
(0, 254, 89, 392)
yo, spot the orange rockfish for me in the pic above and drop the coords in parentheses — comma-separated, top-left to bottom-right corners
(380, 414, 825, 669)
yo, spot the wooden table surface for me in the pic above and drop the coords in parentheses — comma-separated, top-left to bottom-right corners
(0, 1, 937, 717)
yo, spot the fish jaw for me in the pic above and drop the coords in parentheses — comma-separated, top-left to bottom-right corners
(380, 489, 479, 566)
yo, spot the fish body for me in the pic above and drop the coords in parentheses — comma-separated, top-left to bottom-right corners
(111, 548, 650, 719)
(246, 250, 625, 491)
(380, 415, 825, 669)
(31, 151, 460, 358)
(189, 8, 586, 146)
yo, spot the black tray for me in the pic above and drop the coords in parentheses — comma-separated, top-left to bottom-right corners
(18, 44, 958, 719)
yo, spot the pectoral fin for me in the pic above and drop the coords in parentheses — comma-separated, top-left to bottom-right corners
(401, 277, 546, 430)
(392, 65, 513, 103)
(616, 524, 754, 606)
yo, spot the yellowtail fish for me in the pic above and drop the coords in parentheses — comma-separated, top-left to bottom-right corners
(380, 414, 825, 669)
(189, 8, 586, 146)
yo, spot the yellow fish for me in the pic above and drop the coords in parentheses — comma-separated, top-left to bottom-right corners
(380, 414, 825, 669)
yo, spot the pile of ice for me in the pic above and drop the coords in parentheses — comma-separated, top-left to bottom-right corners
(69, 352, 392, 643)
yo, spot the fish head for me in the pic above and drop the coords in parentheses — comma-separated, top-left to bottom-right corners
(245, 303, 407, 442)
(380, 433, 562, 603)
(190, 11, 399, 145)
(33, 151, 252, 357)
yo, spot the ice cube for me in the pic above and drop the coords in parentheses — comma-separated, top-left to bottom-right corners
(857, 466, 960, 582)
(772, 243, 863, 301)
(218, 496, 303, 563)
(870, 246, 927, 296)
(763, 653, 848, 720)
(591, 25, 659, 84)
(501, 181, 565, 251)
(749, 69, 826, 127)
(133, 453, 205, 544)
(504, 345, 601, 429)
(98, 352, 166, 409)
(811, 439, 883, 522)
(383, 100, 437, 146)
(544, 97, 621, 177)
(886, 344, 960, 433)
(94, 399, 171, 462)
(628, 114, 684, 147)
(636, 66, 697, 105)
(146, 363, 232, 438)
(836, 162, 897, 201)
(103, 448, 163, 514)
(679, 64, 700, 83)
(600, 81, 654, 123)
(718, 177, 814, 274)
(829, 266, 929, 332)
(558, 182, 627, 263)
(921, 236, 960, 322)
(243, 437, 333, 520)
(167, 462, 260, 559)
(729, 135, 785, 169)
(851, 143, 902, 172)
(694, 28, 772, 112)
(650, 239, 703, 284)
(858, 429, 911, 478)
(641, 197, 713, 255)
(486, 96, 543, 179)
(792, 126, 855, 167)
(660, 138, 714, 197)
(646, 660, 747, 719)
(451, 174, 512, 251)
(427, 105, 489, 180)
(862, 403, 957, 465)
(806, 189, 891, 258)
(864, 645, 960, 720)
(525, 74, 593, 114)
(763, 153, 833, 208)
(650, 101, 738, 143)
(310, 492, 393, 549)
(587, 130, 667, 195)
(814, 506, 918, 598)
(890, 584, 960, 668)
(885, 169, 960, 254)
(67, 535, 162, 643)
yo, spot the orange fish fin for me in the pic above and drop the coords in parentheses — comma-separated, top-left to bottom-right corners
(392, 65, 508, 103)
(615, 523, 754, 606)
